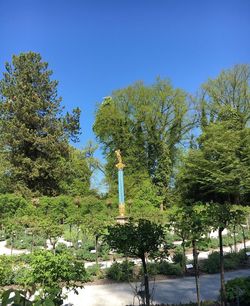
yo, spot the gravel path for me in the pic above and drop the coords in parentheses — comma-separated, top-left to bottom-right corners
(64, 269, 250, 306)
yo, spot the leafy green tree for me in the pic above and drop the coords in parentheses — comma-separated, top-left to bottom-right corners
(167, 206, 191, 272)
(93, 79, 194, 203)
(82, 198, 114, 263)
(168, 204, 209, 306)
(40, 219, 64, 253)
(129, 179, 164, 222)
(59, 147, 91, 196)
(178, 120, 250, 205)
(15, 250, 86, 305)
(200, 64, 250, 128)
(176, 65, 250, 306)
(0, 194, 28, 221)
(105, 219, 165, 306)
(0, 52, 81, 196)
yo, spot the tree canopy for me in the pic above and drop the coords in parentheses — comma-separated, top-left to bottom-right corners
(0, 52, 87, 196)
(93, 79, 195, 203)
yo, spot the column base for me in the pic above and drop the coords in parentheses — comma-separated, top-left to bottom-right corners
(116, 215, 128, 225)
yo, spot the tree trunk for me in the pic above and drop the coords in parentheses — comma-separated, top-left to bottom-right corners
(11, 235, 13, 255)
(95, 235, 99, 264)
(242, 225, 247, 259)
(233, 225, 237, 253)
(192, 239, 200, 306)
(69, 224, 72, 247)
(182, 239, 187, 273)
(141, 255, 150, 306)
(219, 227, 226, 306)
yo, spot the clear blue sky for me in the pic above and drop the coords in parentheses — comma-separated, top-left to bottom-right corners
(1, 0, 250, 167)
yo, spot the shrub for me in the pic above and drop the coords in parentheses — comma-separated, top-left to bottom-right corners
(172, 251, 186, 268)
(0, 255, 14, 285)
(107, 260, 135, 281)
(86, 264, 104, 280)
(225, 276, 250, 305)
(74, 248, 96, 261)
(224, 252, 241, 270)
(55, 242, 69, 254)
(146, 262, 160, 276)
(6, 233, 45, 250)
(158, 261, 182, 276)
(0, 230, 5, 241)
(201, 252, 220, 274)
(236, 248, 250, 265)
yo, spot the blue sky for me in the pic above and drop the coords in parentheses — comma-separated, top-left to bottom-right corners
(1, 0, 250, 188)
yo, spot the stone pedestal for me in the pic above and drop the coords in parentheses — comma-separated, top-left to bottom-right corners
(116, 215, 128, 225)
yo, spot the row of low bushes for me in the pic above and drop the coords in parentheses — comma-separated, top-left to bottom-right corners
(107, 260, 183, 282)
(0, 252, 107, 286)
(106, 248, 250, 282)
(201, 249, 249, 274)
(1, 248, 249, 287)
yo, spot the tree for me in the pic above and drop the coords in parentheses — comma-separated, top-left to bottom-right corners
(40, 219, 64, 253)
(58, 147, 91, 196)
(0, 52, 81, 196)
(129, 179, 165, 223)
(200, 64, 250, 128)
(178, 121, 250, 205)
(83, 212, 113, 264)
(168, 204, 209, 306)
(105, 219, 165, 306)
(15, 250, 86, 305)
(175, 65, 250, 306)
(93, 79, 194, 203)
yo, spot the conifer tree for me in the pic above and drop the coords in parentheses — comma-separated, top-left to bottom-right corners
(0, 52, 81, 196)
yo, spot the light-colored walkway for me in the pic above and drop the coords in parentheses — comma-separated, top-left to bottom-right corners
(0, 241, 28, 255)
(64, 269, 250, 306)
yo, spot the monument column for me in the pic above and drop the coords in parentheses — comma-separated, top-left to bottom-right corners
(115, 150, 127, 223)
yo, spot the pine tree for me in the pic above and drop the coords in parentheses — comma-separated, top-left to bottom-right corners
(0, 52, 81, 196)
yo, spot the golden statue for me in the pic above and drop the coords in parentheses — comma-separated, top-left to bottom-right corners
(115, 149, 125, 170)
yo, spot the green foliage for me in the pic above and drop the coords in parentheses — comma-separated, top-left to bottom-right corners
(16, 250, 86, 304)
(158, 261, 183, 276)
(107, 260, 135, 281)
(6, 232, 45, 250)
(0, 194, 28, 220)
(0, 255, 14, 285)
(105, 219, 165, 260)
(129, 179, 165, 222)
(178, 65, 250, 205)
(85, 264, 104, 280)
(201, 252, 221, 274)
(201, 250, 245, 274)
(142, 261, 183, 276)
(58, 147, 91, 196)
(225, 276, 250, 306)
(1, 288, 56, 306)
(172, 251, 187, 268)
(0, 52, 82, 196)
(74, 248, 96, 261)
(93, 79, 194, 201)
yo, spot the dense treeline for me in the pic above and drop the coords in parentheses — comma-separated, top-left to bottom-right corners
(0, 52, 250, 306)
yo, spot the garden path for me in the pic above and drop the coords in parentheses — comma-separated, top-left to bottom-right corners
(63, 268, 250, 306)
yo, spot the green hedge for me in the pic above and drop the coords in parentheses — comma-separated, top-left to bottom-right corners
(107, 260, 135, 281)
(225, 276, 250, 305)
(201, 249, 249, 274)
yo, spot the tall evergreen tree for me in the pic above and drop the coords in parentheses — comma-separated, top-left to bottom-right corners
(0, 52, 81, 196)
